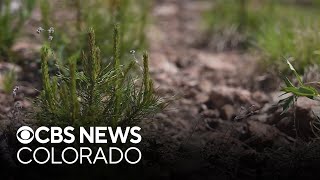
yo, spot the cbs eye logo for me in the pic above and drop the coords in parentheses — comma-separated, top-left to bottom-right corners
(16, 126, 34, 144)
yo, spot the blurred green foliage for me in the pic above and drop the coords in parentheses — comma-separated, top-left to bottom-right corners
(0, 0, 36, 60)
(39, 0, 150, 65)
(2, 70, 16, 94)
(204, 0, 320, 72)
(256, 4, 320, 72)
(203, 0, 272, 50)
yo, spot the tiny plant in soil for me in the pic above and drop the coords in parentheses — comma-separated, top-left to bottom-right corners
(279, 59, 320, 138)
(34, 25, 167, 128)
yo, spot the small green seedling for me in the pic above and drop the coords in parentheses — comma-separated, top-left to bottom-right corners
(35, 26, 167, 128)
(280, 59, 319, 114)
(280, 59, 320, 139)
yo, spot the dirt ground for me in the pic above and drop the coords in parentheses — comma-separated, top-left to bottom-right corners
(140, 0, 320, 179)
(1, 0, 320, 179)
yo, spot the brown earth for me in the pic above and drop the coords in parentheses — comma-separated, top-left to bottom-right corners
(144, 0, 318, 150)
(139, 0, 320, 178)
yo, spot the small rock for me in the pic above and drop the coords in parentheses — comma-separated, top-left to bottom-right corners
(296, 97, 320, 110)
(252, 91, 269, 104)
(254, 113, 268, 123)
(19, 86, 37, 97)
(183, 88, 198, 99)
(220, 104, 235, 120)
(246, 120, 292, 147)
(248, 120, 277, 140)
(195, 93, 209, 104)
(200, 104, 208, 111)
(197, 52, 236, 72)
(271, 92, 291, 103)
(198, 80, 212, 93)
(295, 97, 320, 139)
(180, 98, 194, 106)
(276, 117, 293, 136)
(206, 86, 258, 109)
(206, 87, 232, 108)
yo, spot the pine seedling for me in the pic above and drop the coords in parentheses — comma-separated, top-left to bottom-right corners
(40, 45, 56, 111)
(112, 24, 122, 127)
(68, 55, 80, 123)
(35, 26, 167, 128)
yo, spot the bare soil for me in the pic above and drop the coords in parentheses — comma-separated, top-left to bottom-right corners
(140, 0, 320, 179)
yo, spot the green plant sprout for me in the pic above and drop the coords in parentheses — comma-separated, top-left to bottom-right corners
(35, 25, 167, 128)
(0, 0, 35, 60)
(280, 59, 320, 139)
(280, 59, 319, 113)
